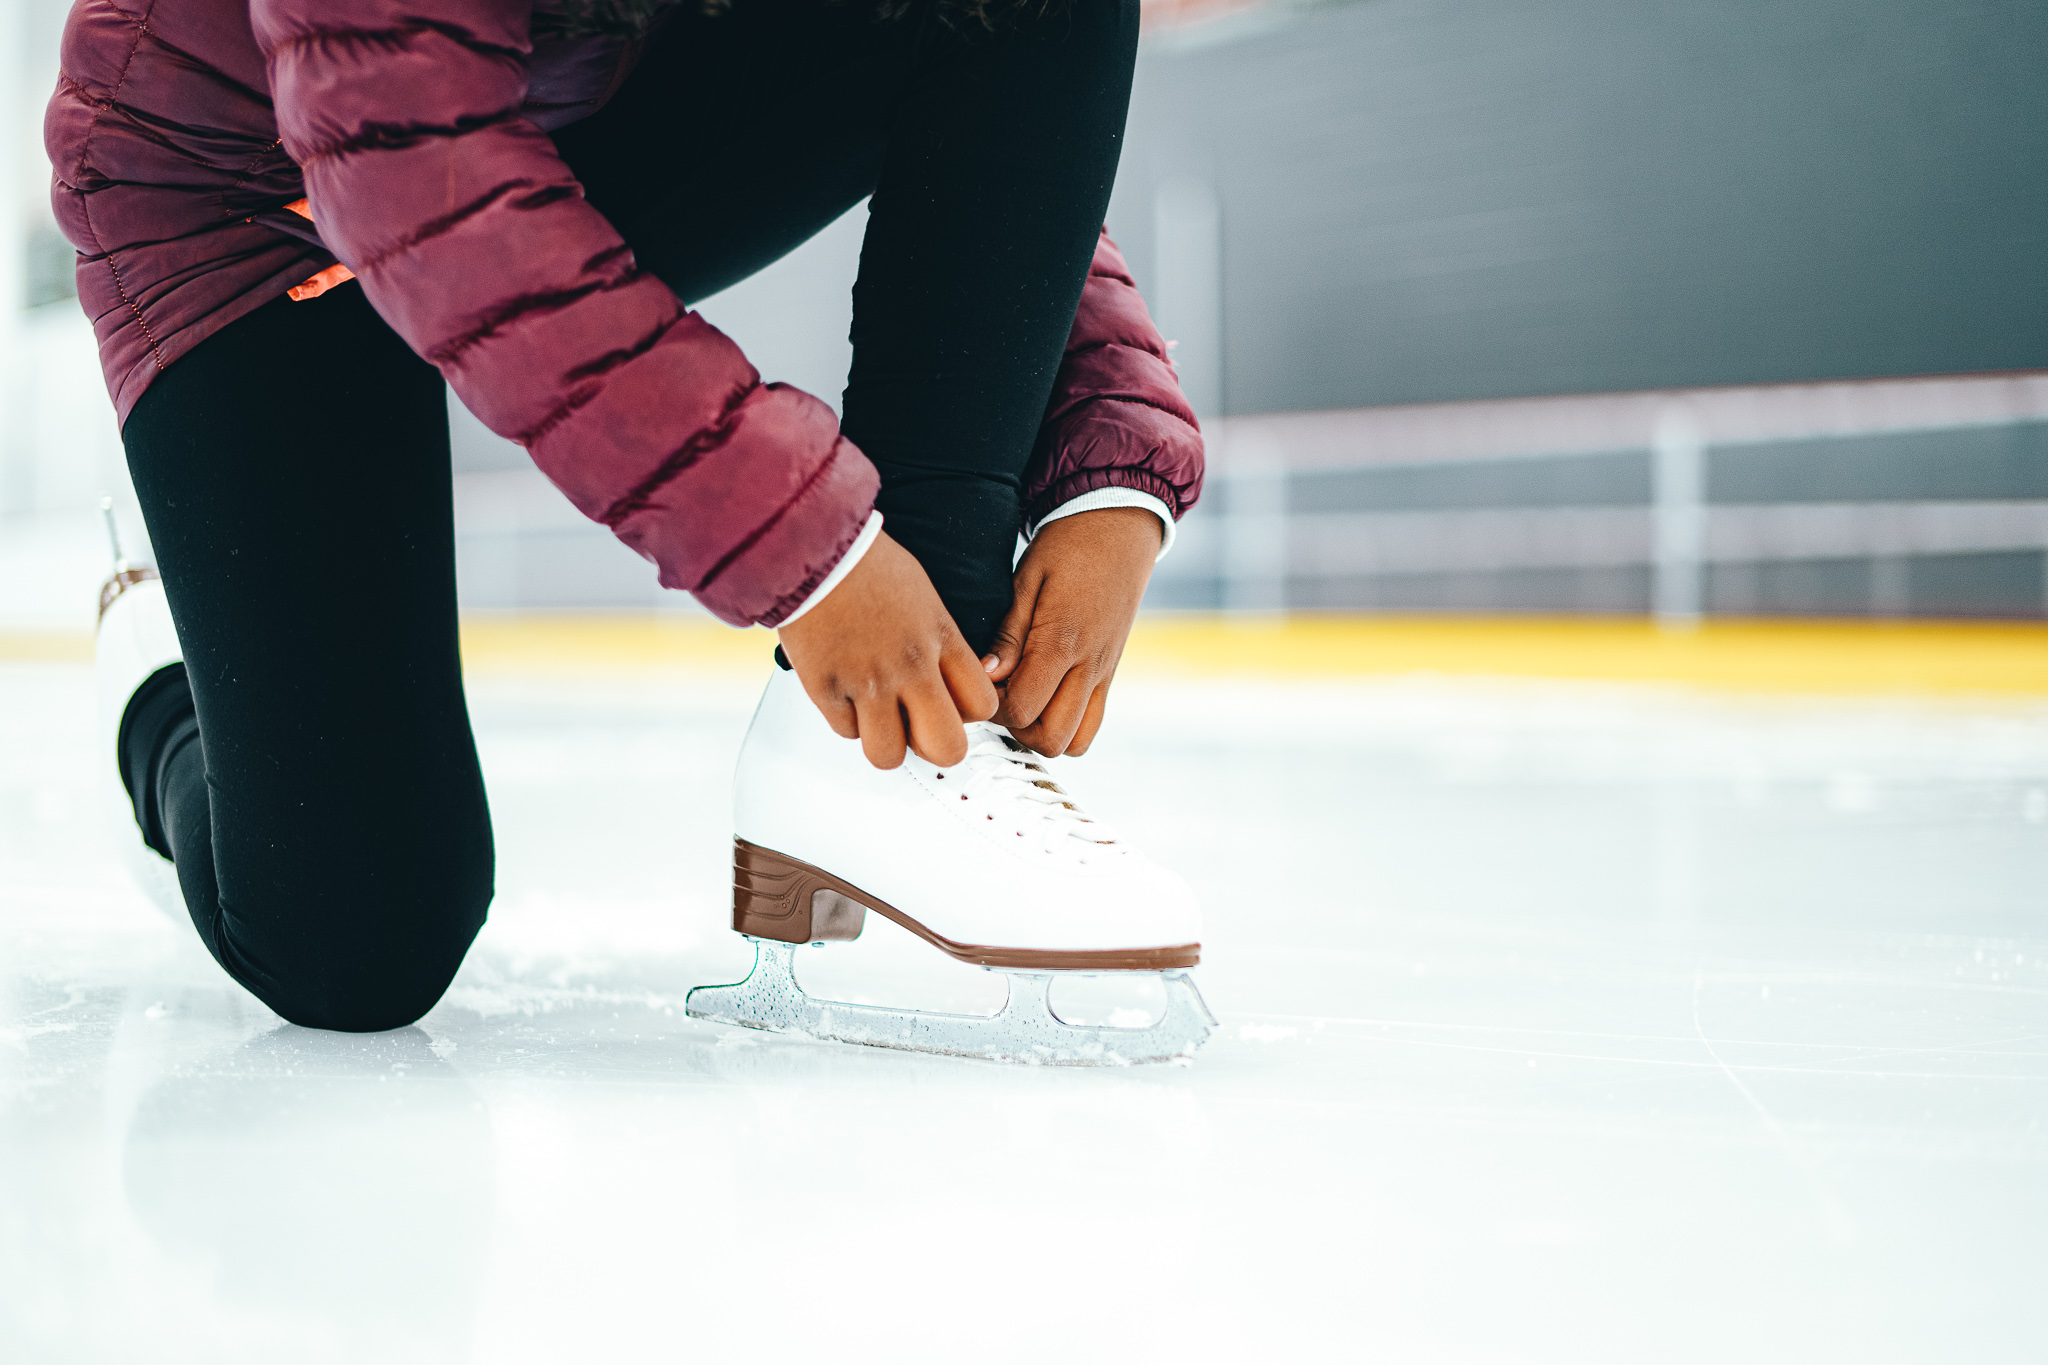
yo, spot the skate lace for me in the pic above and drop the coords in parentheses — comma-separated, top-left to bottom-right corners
(944, 722, 1121, 857)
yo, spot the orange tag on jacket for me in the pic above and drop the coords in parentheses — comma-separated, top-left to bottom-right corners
(283, 199, 357, 301)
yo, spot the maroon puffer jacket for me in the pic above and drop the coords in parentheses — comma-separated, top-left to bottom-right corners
(46, 0, 1202, 626)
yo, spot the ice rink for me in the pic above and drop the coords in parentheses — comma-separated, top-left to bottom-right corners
(4, 654, 2046, 1363)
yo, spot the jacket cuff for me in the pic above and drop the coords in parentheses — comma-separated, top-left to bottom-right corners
(777, 510, 885, 627)
(652, 423, 883, 629)
(1025, 488, 1176, 561)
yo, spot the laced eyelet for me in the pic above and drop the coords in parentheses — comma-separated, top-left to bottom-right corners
(948, 721, 1118, 856)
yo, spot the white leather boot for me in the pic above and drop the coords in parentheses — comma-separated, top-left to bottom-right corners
(732, 662, 1200, 965)
(687, 665, 1215, 1064)
(95, 504, 186, 918)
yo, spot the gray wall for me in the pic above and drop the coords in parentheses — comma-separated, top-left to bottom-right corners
(1110, 0, 2048, 415)
(20, 1, 2040, 619)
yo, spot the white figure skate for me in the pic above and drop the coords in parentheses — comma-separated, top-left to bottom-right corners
(95, 500, 186, 918)
(686, 665, 1215, 1064)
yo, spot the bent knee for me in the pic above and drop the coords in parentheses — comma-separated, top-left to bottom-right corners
(236, 881, 491, 1034)
(274, 957, 466, 1033)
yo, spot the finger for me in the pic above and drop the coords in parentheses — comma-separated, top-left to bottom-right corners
(902, 677, 970, 767)
(1064, 680, 1112, 756)
(799, 674, 861, 740)
(1017, 666, 1096, 756)
(853, 693, 908, 770)
(995, 625, 1076, 733)
(940, 634, 1000, 723)
(983, 564, 1042, 684)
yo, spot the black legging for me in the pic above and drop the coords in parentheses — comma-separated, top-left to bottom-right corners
(118, 0, 1139, 1032)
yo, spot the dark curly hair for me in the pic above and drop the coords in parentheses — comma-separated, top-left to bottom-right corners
(538, 0, 1074, 39)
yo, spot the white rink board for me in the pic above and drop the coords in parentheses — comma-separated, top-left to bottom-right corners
(3, 663, 2045, 1363)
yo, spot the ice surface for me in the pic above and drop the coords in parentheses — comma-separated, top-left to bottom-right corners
(3, 661, 2045, 1363)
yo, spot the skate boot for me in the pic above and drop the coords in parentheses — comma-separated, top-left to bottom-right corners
(685, 664, 1216, 1064)
(95, 501, 187, 918)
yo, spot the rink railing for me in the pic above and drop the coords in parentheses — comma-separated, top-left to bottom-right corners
(1160, 371, 2048, 621)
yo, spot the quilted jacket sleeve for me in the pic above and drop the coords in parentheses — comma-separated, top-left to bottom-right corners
(1022, 230, 1205, 534)
(250, 0, 876, 627)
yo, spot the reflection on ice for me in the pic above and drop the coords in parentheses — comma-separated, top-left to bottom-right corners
(122, 1028, 494, 1360)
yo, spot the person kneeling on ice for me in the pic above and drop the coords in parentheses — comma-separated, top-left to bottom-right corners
(60, 0, 1212, 1063)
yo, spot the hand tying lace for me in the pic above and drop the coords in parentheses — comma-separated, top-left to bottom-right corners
(943, 723, 1121, 858)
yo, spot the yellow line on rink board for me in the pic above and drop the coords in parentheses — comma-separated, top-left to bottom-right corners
(0, 631, 93, 662)
(454, 612, 780, 674)
(450, 612, 2048, 694)
(9, 613, 2048, 694)
(1117, 615, 2048, 694)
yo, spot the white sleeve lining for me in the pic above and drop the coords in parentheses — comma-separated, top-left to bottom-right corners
(777, 510, 884, 627)
(1025, 487, 1176, 561)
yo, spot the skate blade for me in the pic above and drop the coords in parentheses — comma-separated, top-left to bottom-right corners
(684, 939, 1217, 1066)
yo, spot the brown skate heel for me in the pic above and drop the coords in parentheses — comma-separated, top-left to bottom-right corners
(98, 565, 158, 623)
(733, 838, 869, 944)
